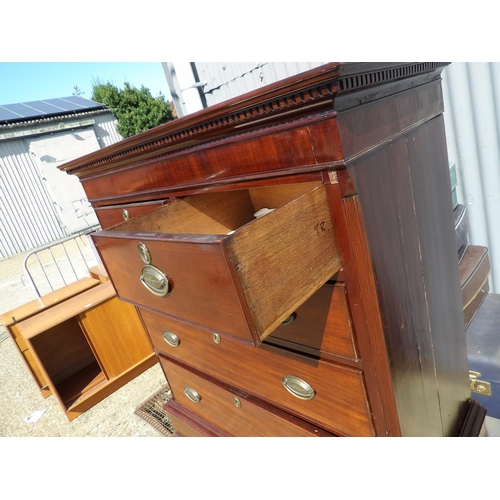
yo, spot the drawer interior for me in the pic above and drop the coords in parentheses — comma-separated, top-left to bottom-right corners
(267, 280, 359, 361)
(94, 180, 341, 344)
(108, 181, 323, 236)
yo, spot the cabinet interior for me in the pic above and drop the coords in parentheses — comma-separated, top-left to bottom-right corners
(29, 317, 105, 409)
(111, 181, 322, 235)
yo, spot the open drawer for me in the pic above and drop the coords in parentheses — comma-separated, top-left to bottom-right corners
(91, 182, 342, 345)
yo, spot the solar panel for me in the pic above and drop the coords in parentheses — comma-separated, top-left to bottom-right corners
(59, 96, 96, 109)
(0, 97, 105, 124)
(1, 103, 33, 117)
(27, 101, 66, 114)
(0, 107, 19, 121)
(51, 96, 104, 113)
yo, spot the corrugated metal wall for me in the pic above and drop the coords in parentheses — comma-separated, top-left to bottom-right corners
(164, 62, 327, 116)
(0, 111, 122, 259)
(442, 63, 500, 293)
(93, 112, 124, 147)
(169, 62, 499, 293)
(195, 62, 326, 107)
(0, 137, 65, 258)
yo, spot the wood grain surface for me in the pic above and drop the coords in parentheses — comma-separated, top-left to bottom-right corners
(160, 355, 335, 437)
(141, 307, 374, 436)
(268, 281, 358, 361)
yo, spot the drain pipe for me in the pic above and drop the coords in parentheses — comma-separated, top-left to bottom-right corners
(162, 62, 207, 117)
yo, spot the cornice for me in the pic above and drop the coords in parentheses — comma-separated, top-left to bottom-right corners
(59, 63, 341, 177)
(59, 62, 449, 179)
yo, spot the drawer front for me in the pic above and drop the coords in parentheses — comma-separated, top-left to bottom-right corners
(460, 245, 491, 308)
(165, 401, 223, 437)
(94, 236, 252, 341)
(141, 308, 374, 436)
(160, 355, 333, 437)
(92, 185, 342, 346)
(268, 281, 358, 360)
(95, 200, 168, 230)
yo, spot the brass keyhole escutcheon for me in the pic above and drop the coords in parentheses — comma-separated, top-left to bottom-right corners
(233, 396, 242, 408)
(212, 333, 221, 344)
(122, 209, 130, 221)
(184, 386, 201, 404)
(137, 241, 152, 264)
(162, 330, 179, 347)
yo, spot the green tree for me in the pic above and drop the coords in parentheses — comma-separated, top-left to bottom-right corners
(91, 79, 174, 138)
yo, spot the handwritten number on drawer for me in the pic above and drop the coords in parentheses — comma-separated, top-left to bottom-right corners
(314, 221, 328, 236)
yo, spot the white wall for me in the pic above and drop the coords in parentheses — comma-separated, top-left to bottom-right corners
(28, 128, 101, 234)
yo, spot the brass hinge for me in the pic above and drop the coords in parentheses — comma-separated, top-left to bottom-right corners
(469, 370, 492, 396)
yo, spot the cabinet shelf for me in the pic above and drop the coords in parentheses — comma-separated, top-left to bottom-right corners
(57, 362, 106, 409)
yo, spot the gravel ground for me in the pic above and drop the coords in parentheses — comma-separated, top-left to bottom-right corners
(0, 241, 167, 437)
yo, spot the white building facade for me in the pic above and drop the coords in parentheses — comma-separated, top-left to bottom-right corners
(0, 97, 122, 258)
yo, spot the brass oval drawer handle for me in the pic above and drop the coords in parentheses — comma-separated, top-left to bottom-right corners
(140, 265, 170, 297)
(281, 313, 296, 325)
(162, 330, 179, 347)
(184, 386, 201, 403)
(282, 375, 315, 400)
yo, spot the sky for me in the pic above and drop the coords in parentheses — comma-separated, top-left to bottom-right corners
(0, 63, 172, 106)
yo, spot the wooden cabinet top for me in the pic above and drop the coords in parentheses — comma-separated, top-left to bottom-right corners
(16, 280, 116, 339)
(0, 277, 100, 328)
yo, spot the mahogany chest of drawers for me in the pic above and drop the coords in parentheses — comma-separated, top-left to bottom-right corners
(59, 62, 485, 436)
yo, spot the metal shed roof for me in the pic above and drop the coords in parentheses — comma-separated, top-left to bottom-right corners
(0, 96, 107, 125)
